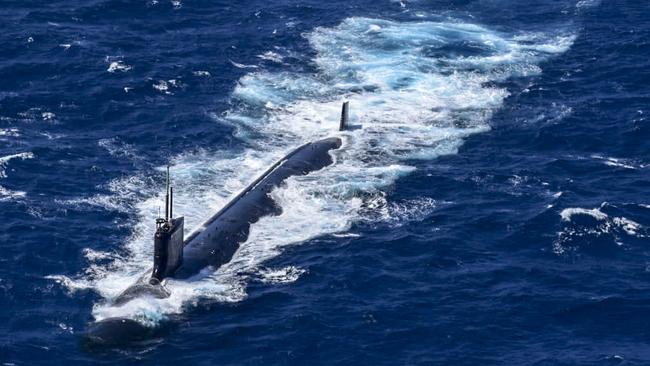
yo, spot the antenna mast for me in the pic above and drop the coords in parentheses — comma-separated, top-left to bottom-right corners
(165, 166, 170, 221)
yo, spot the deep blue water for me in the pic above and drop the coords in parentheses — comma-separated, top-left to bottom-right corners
(1, 0, 650, 364)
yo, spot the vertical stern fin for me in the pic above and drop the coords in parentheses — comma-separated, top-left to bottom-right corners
(339, 101, 349, 131)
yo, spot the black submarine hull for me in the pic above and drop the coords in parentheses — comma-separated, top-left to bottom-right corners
(177, 136, 342, 277)
(83, 318, 162, 347)
(84, 137, 343, 345)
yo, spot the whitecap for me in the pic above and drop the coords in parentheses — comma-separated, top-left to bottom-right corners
(0, 186, 27, 201)
(0, 152, 34, 178)
(228, 59, 258, 69)
(591, 155, 640, 169)
(98, 137, 141, 161)
(560, 207, 608, 221)
(153, 80, 169, 93)
(45, 275, 94, 294)
(576, 0, 601, 9)
(0, 128, 20, 137)
(555, 204, 646, 254)
(82, 248, 118, 262)
(107, 61, 132, 73)
(257, 51, 284, 63)
(258, 266, 307, 284)
(41, 112, 56, 121)
(612, 217, 642, 236)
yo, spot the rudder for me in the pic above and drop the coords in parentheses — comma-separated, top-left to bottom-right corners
(339, 101, 349, 131)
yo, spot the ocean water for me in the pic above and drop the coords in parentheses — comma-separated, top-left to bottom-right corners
(1, 0, 649, 364)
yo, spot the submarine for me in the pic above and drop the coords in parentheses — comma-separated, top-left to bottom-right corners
(84, 102, 351, 345)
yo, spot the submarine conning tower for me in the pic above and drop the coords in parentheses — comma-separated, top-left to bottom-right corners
(151, 166, 184, 284)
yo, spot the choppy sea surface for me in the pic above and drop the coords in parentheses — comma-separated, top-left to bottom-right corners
(1, 0, 649, 364)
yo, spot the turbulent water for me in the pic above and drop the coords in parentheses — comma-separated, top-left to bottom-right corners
(1, 0, 649, 364)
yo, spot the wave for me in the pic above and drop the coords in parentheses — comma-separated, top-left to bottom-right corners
(0, 128, 20, 138)
(555, 203, 646, 255)
(0, 152, 34, 200)
(51, 17, 575, 324)
(591, 155, 647, 170)
(107, 61, 132, 73)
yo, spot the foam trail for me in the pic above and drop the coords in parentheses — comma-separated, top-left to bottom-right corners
(51, 17, 575, 324)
